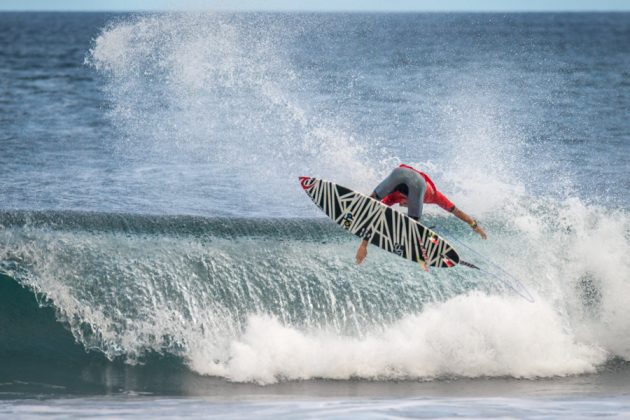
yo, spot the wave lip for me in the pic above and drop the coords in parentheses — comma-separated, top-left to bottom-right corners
(0, 210, 339, 239)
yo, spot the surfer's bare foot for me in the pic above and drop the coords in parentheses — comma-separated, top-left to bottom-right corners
(356, 242, 368, 264)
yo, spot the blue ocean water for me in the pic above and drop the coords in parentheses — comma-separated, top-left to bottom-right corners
(0, 11, 629, 418)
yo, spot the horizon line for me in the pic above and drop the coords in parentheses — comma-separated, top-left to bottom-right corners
(2, 8, 630, 13)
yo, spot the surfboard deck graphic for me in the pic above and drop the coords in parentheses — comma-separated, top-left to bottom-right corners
(299, 176, 460, 269)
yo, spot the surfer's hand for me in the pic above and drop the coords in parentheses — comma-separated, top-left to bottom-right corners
(356, 242, 368, 264)
(474, 225, 487, 240)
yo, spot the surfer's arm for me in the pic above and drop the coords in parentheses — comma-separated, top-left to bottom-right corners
(452, 207, 488, 239)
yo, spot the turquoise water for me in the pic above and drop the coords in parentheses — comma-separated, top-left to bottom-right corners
(0, 11, 629, 418)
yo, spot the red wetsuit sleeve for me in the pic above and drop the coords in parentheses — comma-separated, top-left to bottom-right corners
(381, 191, 405, 206)
(433, 190, 456, 212)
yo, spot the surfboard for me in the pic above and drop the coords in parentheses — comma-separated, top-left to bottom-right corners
(299, 176, 460, 269)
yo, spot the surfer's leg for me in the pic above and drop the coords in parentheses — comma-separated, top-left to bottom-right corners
(373, 167, 407, 199)
(406, 174, 426, 220)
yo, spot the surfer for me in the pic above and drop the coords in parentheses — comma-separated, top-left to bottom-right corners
(356, 164, 487, 264)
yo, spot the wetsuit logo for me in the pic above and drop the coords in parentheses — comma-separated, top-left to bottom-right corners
(343, 212, 354, 228)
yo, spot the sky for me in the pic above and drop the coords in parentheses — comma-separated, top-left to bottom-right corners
(2, 0, 630, 12)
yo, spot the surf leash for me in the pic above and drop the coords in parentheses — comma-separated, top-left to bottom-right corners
(459, 260, 481, 269)
(435, 226, 535, 303)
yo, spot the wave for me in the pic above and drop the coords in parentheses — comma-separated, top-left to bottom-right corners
(1, 206, 627, 384)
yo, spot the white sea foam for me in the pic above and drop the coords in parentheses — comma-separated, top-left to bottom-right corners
(189, 293, 605, 384)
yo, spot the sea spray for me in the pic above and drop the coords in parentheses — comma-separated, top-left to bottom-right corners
(87, 13, 381, 216)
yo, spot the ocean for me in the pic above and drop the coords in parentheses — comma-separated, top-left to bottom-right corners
(0, 11, 629, 418)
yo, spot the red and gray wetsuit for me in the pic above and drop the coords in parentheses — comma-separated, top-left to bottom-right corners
(373, 164, 455, 220)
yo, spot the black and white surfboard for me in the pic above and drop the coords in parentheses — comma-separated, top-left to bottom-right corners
(299, 176, 460, 269)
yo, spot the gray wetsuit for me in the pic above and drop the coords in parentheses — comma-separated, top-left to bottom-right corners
(373, 167, 426, 220)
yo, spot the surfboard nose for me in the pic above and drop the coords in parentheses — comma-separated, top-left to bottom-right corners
(299, 176, 315, 190)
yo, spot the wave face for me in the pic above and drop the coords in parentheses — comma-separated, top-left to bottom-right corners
(1, 207, 627, 384)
